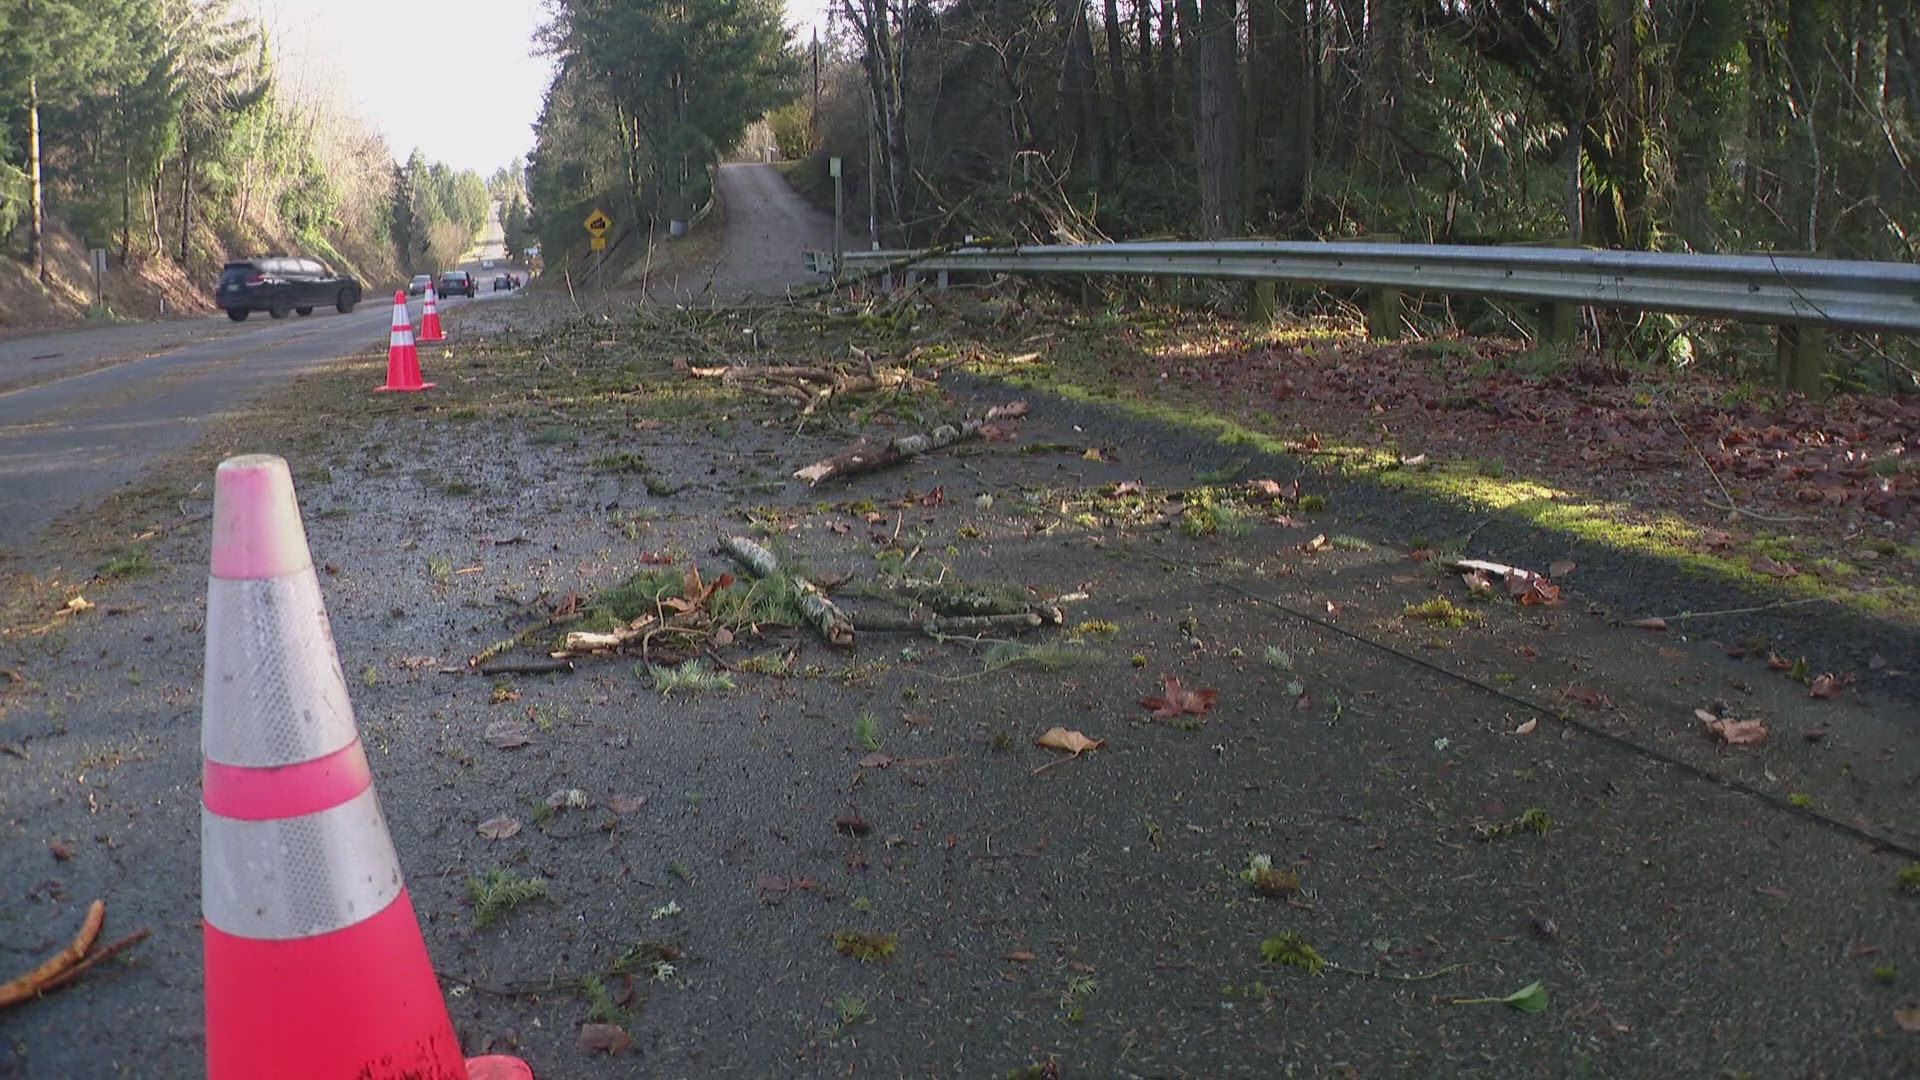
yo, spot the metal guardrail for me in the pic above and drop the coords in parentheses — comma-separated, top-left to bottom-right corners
(828, 241, 1920, 334)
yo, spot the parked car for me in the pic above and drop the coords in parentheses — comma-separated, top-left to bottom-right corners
(217, 256, 362, 321)
(492, 275, 514, 292)
(407, 274, 433, 296)
(438, 271, 477, 298)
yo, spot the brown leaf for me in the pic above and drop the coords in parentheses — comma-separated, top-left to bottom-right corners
(476, 815, 522, 840)
(484, 720, 534, 749)
(639, 550, 673, 564)
(1082, 447, 1105, 462)
(1139, 675, 1219, 718)
(858, 752, 895, 768)
(1549, 560, 1576, 578)
(1004, 951, 1036, 962)
(1114, 480, 1147, 496)
(1562, 686, 1610, 707)
(835, 814, 872, 836)
(1627, 617, 1668, 631)
(1244, 479, 1288, 502)
(1034, 727, 1106, 755)
(48, 840, 73, 861)
(1462, 570, 1494, 594)
(1752, 555, 1798, 578)
(1519, 579, 1562, 605)
(1766, 653, 1793, 671)
(920, 486, 946, 507)
(607, 794, 649, 813)
(1702, 714, 1769, 746)
(1755, 885, 1790, 900)
(579, 1023, 633, 1054)
(1809, 673, 1852, 699)
(1893, 1006, 1920, 1033)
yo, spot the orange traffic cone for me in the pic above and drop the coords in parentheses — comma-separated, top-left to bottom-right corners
(419, 281, 445, 342)
(376, 291, 435, 392)
(201, 453, 529, 1080)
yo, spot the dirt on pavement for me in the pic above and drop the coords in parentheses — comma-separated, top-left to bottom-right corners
(1, 264, 1918, 1077)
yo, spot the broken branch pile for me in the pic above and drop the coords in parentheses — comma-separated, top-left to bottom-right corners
(688, 361, 934, 415)
(721, 536, 855, 647)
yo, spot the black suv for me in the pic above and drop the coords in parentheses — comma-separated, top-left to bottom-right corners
(438, 271, 478, 298)
(216, 256, 362, 322)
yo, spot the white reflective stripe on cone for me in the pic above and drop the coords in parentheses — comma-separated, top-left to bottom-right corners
(202, 786, 405, 940)
(202, 571, 359, 769)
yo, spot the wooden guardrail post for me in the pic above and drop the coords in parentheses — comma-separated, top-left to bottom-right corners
(1246, 280, 1277, 326)
(1774, 251, 1829, 396)
(1362, 233, 1402, 340)
(1776, 323, 1828, 396)
(1504, 239, 1580, 346)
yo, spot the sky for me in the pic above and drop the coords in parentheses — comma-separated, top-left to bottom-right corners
(252, 0, 837, 179)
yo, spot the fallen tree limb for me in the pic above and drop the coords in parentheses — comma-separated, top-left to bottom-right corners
(470, 612, 584, 667)
(795, 401, 1028, 485)
(474, 658, 576, 676)
(854, 611, 1045, 634)
(1, 899, 118, 1010)
(720, 536, 854, 647)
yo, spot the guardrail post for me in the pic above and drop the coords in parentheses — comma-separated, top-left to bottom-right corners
(1363, 233, 1402, 340)
(1776, 323, 1827, 396)
(1504, 239, 1580, 346)
(1247, 280, 1277, 327)
(1774, 251, 1829, 396)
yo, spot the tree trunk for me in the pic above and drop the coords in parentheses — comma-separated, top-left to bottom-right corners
(1137, 0, 1158, 139)
(1187, 0, 1240, 237)
(1103, 0, 1132, 156)
(178, 140, 193, 265)
(28, 75, 45, 283)
(1053, 0, 1107, 180)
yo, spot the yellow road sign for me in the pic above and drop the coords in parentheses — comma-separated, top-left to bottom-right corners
(583, 209, 612, 235)
(590, 236, 607, 250)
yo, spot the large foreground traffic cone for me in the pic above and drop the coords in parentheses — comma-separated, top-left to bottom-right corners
(376, 290, 435, 392)
(419, 281, 445, 342)
(201, 454, 528, 1080)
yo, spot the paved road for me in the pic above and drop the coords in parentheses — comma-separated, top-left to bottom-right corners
(0, 291, 496, 555)
(708, 161, 861, 301)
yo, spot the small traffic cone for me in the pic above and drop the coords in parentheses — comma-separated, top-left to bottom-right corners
(419, 281, 445, 342)
(201, 453, 529, 1080)
(376, 290, 435, 392)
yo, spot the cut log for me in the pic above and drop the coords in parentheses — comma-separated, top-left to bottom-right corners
(794, 401, 1028, 485)
(720, 536, 855, 647)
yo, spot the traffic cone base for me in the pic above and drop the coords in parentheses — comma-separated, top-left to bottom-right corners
(377, 290, 435, 392)
(202, 455, 523, 1078)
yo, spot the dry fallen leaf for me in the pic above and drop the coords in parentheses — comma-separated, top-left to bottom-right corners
(1700, 712, 1769, 746)
(1513, 719, 1538, 735)
(1114, 480, 1147, 497)
(483, 720, 534, 749)
(1548, 560, 1576, 578)
(835, 814, 872, 836)
(1140, 675, 1219, 718)
(579, 1023, 633, 1055)
(1082, 447, 1105, 462)
(1518, 578, 1562, 605)
(1004, 951, 1036, 962)
(1808, 673, 1852, 699)
(1627, 617, 1668, 631)
(858, 752, 895, 768)
(1752, 555, 1798, 578)
(607, 794, 648, 813)
(1462, 570, 1495, 594)
(476, 815, 522, 840)
(1034, 727, 1105, 756)
(48, 840, 73, 861)
(1893, 1006, 1920, 1033)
